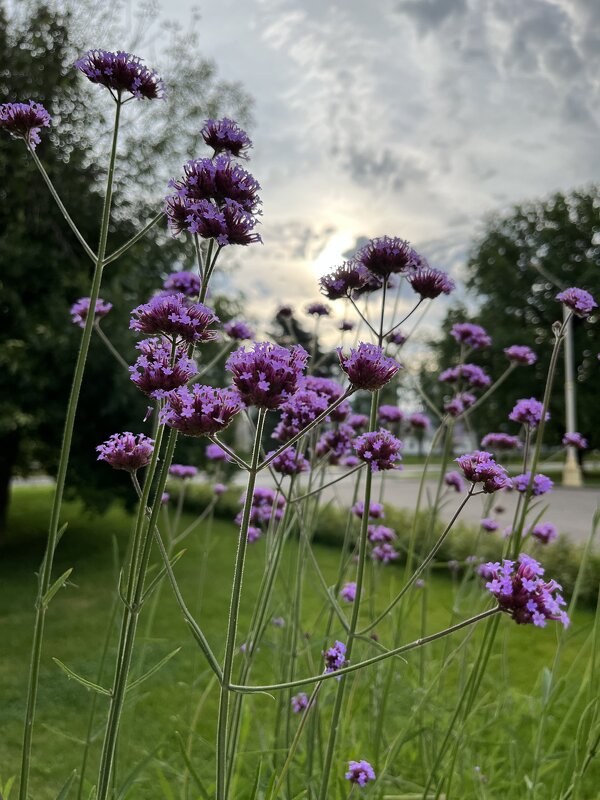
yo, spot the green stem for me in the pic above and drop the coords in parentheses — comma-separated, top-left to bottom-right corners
(103, 212, 165, 265)
(94, 323, 130, 371)
(18, 97, 122, 800)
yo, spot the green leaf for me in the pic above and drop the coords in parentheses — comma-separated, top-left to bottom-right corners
(175, 732, 211, 800)
(42, 568, 73, 607)
(52, 659, 112, 696)
(2, 775, 15, 799)
(127, 647, 181, 693)
(155, 768, 174, 800)
(55, 769, 77, 800)
(248, 759, 262, 800)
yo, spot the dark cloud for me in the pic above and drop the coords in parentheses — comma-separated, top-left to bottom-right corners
(396, 0, 467, 33)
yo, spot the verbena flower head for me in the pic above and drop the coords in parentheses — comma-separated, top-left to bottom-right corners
(556, 287, 597, 318)
(201, 118, 252, 159)
(340, 581, 357, 602)
(319, 261, 369, 300)
(352, 501, 384, 519)
(224, 320, 254, 341)
(444, 471, 465, 492)
(504, 345, 537, 366)
(163, 271, 201, 298)
(451, 323, 491, 349)
(214, 482, 227, 495)
(378, 405, 403, 423)
(291, 693, 309, 713)
(345, 760, 376, 787)
(512, 472, 554, 496)
(481, 433, 521, 451)
(237, 487, 286, 527)
(206, 442, 230, 461)
(455, 451, 511, 493)
(371, 543, 399, 563)
(226, 342, 308, 409)
(355, 236, 421, 278)
(299, 376, 345, 412)
(562, 431, 588, 449)
(532, 522, 558, 545)
(169, 464, 198, 479)
(338, 343, 401, 390)
(130, 294, 219, 343)
(160, 385, 242, 436)
(129, 337, 197, 397)
(323, 640, 347, 673)
(75, 50, 165, 100)
(272, 389, 328, 442)
(269, 446, 310, 475)
(185, 198, 262, 246)
(0, 101, 51, 148)
(444, 392, 476, 417)
(439, 363, 491, 388)
(348, 413, 369, 431)
(387, 330, 407, 346)
(368, 524, 396, 543)
(409, 412, 430, 429)
(315, 425, 355, 465)
(481, 518, 499, 532)
(247, 526, 262, 543)
(509, 398, 549, 428)
(482, 554, 569, 628)
(409, 267, 454, 299)
(354, 429, 402, 471)
(306, 301, 330, 317)
(96, 432, 154, 472)
(339, 320, 355, 331)
(70, 297, 113, 328)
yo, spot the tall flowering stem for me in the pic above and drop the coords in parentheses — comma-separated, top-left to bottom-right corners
(19, 97, 122, 800)
(216, 408, 267, 799)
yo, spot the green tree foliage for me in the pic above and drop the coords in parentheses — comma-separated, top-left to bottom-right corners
(423, 187, 599, 451)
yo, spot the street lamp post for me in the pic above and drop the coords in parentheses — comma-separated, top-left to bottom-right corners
(562, 305, 583, 487)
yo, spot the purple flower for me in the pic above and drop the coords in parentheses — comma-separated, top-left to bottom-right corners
(387, 330, 407, 346)
(378, 405, 404, 423)
(70, 297, 113, 328)
(341, 454, 360, 467)
(184, 198, 262, 246)
(201, 118, 252, 159)
(75, 50, 164, 100)
(451, 323, 491, 349)
(96, 432, 154, 472)
(315, 425, 355, 465)
(272, 389, 329, 442)
(306, 302, 331, 317)
(371, 543, 400, 564)
(323, 640, 347, 673)
(444, 392, 476, 417)
(482, 554, 569, 628)
(320, 261, 369, 300)
(277, 304, 294, 318)
(130, 294, 219, 344)
(439, 364, 491, 388)
(169, 464, 198, 479)
(291, 693, 309, 713)
(355, 236, 421, 278)
(562, 432, 588, 449)
(481, 433, 521, 451)
(512, 472, 554, 496)
(504, 345, 537, 366)
(352, 501, 385, 519)
(444, 471, 465, 492)
(214, 483, 227, 495)
(455, 451, 511, 493)
(531, 523, 558, 545)
(345, 760, 376, 787)
(129, 337, 197, 397)
(368, 524, 396, 543)
(247, 526, 262, 543)
(509, 398, 549, 428)
(481, 518, 499, 532)
(409, 267, 454, 299)
(338, 343, 401, 391)
(224, 320, 254, 341)
(0, 101, 51, 149)
(347, 413, 369, 431)
(354, 429, 403, 471)
(299, 376, 345, 407)
(237, 487, 286, 527)
(226, 342, 308, 409)
(269, 446, 311, 475)
(556, 287, 597, 319)
(160, 385, 242, 436)
(272, 616, 285, 627)
(408, 412, 430, 430)
(206, 443, 231, 461)
(163, 271, 201, 298)
(339, 320, 355, 331)
(340, 582, 357, 603)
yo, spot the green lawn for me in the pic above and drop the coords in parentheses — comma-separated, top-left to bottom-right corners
(1, 485, 597, 799)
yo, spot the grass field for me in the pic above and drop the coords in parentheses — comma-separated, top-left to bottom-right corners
(1, 485, 598, 798)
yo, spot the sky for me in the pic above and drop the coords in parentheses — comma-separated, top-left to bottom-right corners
(148, 1, 600, 332)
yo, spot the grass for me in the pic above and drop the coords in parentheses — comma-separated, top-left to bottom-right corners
(1, 485, 598, 799)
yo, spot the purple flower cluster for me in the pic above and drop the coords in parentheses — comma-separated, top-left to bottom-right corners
(562, 432, 588, 449)
(439, 363, 491, 388)
(306, 302, 331, 317)
(451, 323, 491, 349)
(368, 525, 396, 543)
(338, 343, 401, 391)
(378, 405, 403, 423)
(96, 432, 154, 472)
(348, 413, 369, 430)
(226, 342, 308, 409)
(206, 443, 230, 461)
(0, 100, 51, 148)
(352, 501, 385, 519)
(319, 261, 369, 300)
(444, 392, 476, 417)
(481, 518, 499, 532)
(201, 118, 252, 159)
(129, 338, 197, 398)
(224, 320, 254, 341)
(504, 345, 537, 366)
(409, 412, 430, 430)
(512, 472, 554, 496)
(354, 429, 403, 471)
(291, 693, 309, 713)
(160, 385, 242, 436)
(444, 471, 465, 492)
(339, 320, 354, 331)
(272, 389, 328, 442)
(482, 554, 569, 628)
(409, 267, 454, 299)
(345, 760, 376, 787)
(371, 543, 400, 563)
(531, 522, 558, 545)
(315, 425, 355, 465)
(455, 451, 511, 493)
(323, 640, 347, 673)
(556, 287, 597, 318)
(340, 582, 357, 603)
(237, 487, 286, 528)
(509, 398, 549, 428)
(70, 297, 113, 328)
(163, 271, 201, 298)
(169, 464, 198, 479)
(480, 433, 521, 451)
(269, 446, 311, 475)
(387, 330, 407, 346)
(75, 50, 165, 100)
(354, 236, 421, 278)
(130, 293, 219, 343)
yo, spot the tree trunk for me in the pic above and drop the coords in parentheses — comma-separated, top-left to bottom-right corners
(0, 430, 20, 544)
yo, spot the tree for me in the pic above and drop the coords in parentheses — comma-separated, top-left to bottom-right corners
(0, 1, 252, 538)
(423, 187, 599, 450)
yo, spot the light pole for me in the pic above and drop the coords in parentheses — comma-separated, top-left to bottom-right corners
(562, 304, 583, 486)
